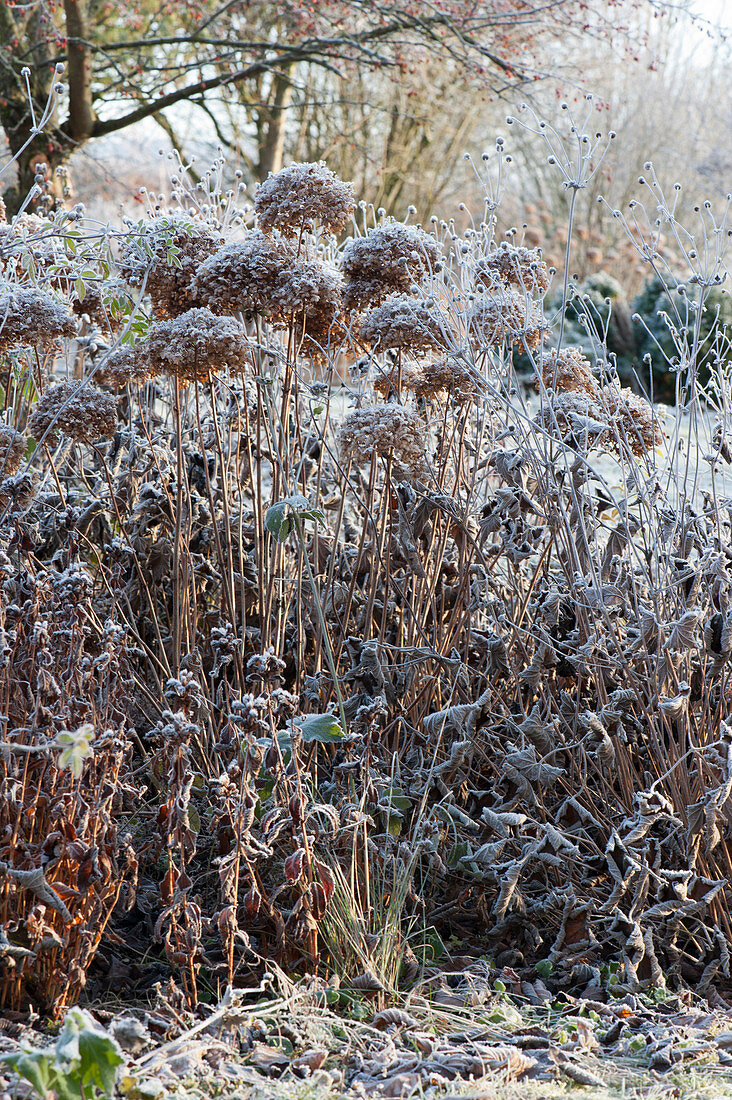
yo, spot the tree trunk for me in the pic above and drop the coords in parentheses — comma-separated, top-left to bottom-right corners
(256, 66, 295, 181)
(1, 0, 94, 215)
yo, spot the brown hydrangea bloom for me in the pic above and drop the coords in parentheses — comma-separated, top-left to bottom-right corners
(95, 344, 155, 390)
(414, 360, 481, 404)
(144, 308, 249, 384)
(372, 360, 422, 398)
(539, 384, 662, 457)
(537, 390, 611, 450)
(469, 288, 547, 350)
(191, 231, 295, 316)
(541, 346, 598, 397)
(477, 242, 550, 294)
(0, 285, 76, 352)
(119, 215, 221, 319)
(0, 425, 26, 477)
(342, 223, 442, 311)
(359, 294, 450, 354)
(601, 384, 664, 456)
(255, 161, 355, 237)
(337, 404, 428, 478)
(265, 259, 342, 349)
(193, 234, 342, 355)
(28, 381, 118, 446)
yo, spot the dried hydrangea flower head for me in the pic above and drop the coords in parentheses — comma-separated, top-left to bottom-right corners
(119, 215, 221, 318)
(342, 222, 442, 311)
(337, 404, 428, 478)
(469, 287, 546, 350)
(95, 344, 154, 390)
(255, 161, 355, 237)
(477, 242, 550, 294)
(601, 384, 664, 456)
(0, 425, 26, 477)
(276, 261, 343, 356)
(0, 285, 76, 352)
(359, 293, 451, 354)
(193, 233, 342, 355)
(414, 359, 481, 405)
(144, 307, 249, 384)
(542, 346, 599, 397)
(191, 231, 295, 315)
(28, 381, 118, 446)
(539, 383, 662, 457)
(538, 389, 610, 451)
(372, 360, 422, 398)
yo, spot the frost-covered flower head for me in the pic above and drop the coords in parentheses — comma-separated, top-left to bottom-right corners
(601, 384, 663, 456)
(191, 231, 294, 315)
(414, 359, 482, 405)
(144, 308, 249, 384)
(337, 404, 428, 478)
(0, 214, 64, 274)
(342, 222, 442, 310)
(0, 469, 36, 510)
(359, 293, 451, 354)
(476, 242, 550, 294)
(541, 346, 598, 397)
(0, 425, 26, 477)
(95, 344, 155, 390)
(538, 384, 662, 456)
(28, 381, 118, 446)
(469, 287, 546, 350)
(192, 232, 342, 354)
(0, 285, 76, 352)
(119, 215, 221, 318)
(255, 161, 355, 237)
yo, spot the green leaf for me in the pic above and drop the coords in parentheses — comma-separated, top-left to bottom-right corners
(0, 1050, 53, 1097)
(381, 787, 411, 813)
(264, 502, 290, 543)
(536, 959, 553, 978)
(296, 713, 344, 743)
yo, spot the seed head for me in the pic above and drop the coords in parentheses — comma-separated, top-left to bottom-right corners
(337, 404, 428, 478)
(359, 294, 451, 354)
(119, 215, 221, 318)
(144, 308, 249, 384)
(601, 384, 663, 456)
(0, 285, 76, 352)
(192, 233, 342, 356)
(255, 161, 355, 237)
(0, 425, 26, 477)
(542, 347, 598, 397)
(469, 287, 547, 350)
(414, 360, 481, 405)
(0, 470, 36, 510)
(95, 344, 155, 390)
(342, 223, 442, 310)
(477, 242, 550, 293)
(28, 381, 118, 446)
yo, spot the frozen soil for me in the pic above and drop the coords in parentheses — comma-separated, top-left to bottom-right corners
(6, 968, 732, 1100)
